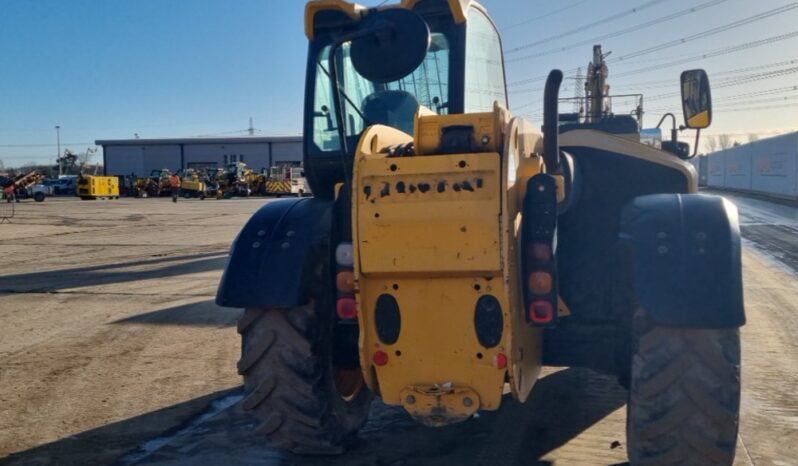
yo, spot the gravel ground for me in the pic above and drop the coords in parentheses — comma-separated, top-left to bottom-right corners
(1, 194, 796, 466)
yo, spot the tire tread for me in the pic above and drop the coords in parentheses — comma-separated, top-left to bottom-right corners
(627, 319, 741, 466)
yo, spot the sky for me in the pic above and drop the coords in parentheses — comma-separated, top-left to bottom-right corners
(1, 0, 797, 168)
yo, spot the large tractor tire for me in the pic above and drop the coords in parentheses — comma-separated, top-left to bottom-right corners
(627, 310, 741, 465)
(238, 302, 372, 455)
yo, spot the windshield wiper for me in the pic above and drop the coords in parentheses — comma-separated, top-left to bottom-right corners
(317, 61, 372, 127)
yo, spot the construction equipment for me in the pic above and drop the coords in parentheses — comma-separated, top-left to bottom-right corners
(203, 168, 223, 198)
(76, 175, 120, 200)
(4, 171, 52, 202)
(218, 162, 251, 198)
(217, 2, 744, 464)
(152, 169, 174, 197)
(264, 164, 310, 196)
(116, 175, 139, 197)
(177, 169, 207, 199)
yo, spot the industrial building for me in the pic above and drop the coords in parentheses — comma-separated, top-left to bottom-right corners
(704, 132, 798, 201)
(95, 136, 303, 177)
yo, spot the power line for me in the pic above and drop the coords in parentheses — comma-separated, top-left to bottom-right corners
(507, 0, 729, 63)
(612, 59, 798, 91)
(505, 1, 589, 30)
(715, 94, 798, 107)
(608, 3, 798, 63)
(712, 102, 798, 112)
(0, 142, 95, 148)
(647, 91, 798, 113)
(645, 66, 798, 101)
(508, 30, 798, 88)
(506, 0, 668, 53)
(714, 86, 798, 102)
(612, 33, 798, 80)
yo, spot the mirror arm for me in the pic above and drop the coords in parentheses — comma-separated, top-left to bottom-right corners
(656, 113, 679, 143)
(692, 128, 701, 158)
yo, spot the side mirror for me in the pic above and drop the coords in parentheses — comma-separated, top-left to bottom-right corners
(350, 8, 430, 83)
(680, 69, 712, 129)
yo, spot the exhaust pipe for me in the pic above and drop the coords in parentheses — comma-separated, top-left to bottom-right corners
(543, 70, 563, 172)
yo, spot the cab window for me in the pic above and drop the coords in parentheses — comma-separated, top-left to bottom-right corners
(464, 8, 507, 112)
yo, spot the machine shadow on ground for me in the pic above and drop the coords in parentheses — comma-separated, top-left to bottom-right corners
(1, 367, 629, 466)
(111, 300, 241, 328)
(0, 253, 228, 293)
(0, 389, 241, 466)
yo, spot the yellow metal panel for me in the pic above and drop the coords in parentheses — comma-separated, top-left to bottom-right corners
(358, 277, 509, 411)
(265, 180, 292, 194)
(414, 110, 504, 155)
(501, 116, 543, 402)
(356, 152, 502, 275)
(305, 0, 365, 39)
(78, 176, 119, 198)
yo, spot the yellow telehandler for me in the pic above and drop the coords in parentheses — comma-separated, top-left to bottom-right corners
(217, 1, 744, 464)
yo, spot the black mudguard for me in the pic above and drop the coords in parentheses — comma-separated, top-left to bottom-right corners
(619, 194, 745, 328)
(216, 197, 334, 309)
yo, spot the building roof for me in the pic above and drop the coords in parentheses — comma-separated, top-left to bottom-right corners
(95, 136, 302, 146)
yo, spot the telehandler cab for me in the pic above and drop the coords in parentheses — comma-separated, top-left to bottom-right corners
(217, 1, 744, 464)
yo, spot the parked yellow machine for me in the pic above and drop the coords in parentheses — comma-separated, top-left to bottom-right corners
(216, 1, 745, 464)
(178, 169, 207, 199)
(76, 175, 119, 200)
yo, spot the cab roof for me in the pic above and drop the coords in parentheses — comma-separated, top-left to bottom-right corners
(304, 0, 473, 39)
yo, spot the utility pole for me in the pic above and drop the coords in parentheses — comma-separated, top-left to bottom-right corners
(574, 67, 584, 117)
(55, 125, 61, 177)
(248, 117, 254, 136)
(586, 45, 610, 123)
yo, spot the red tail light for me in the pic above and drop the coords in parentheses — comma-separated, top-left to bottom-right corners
(373, 350, 389, 366)
(336, 296, 357, 320)
(528, 300, 554, 324)
(494, 352, 508, 369)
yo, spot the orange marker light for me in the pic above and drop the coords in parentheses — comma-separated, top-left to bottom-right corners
(336, 270, 355, 293)
(528, 272, 553, 295)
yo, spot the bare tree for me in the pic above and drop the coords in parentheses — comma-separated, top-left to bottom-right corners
(78, 148, 97, 172)
(718, 134, 734, 150)
(747, 133, 759, 143)
(705, 135, 719, 153)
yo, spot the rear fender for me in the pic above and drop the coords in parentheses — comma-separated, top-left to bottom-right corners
(216, 198, 334, 309)
(619, 194, 745, 328)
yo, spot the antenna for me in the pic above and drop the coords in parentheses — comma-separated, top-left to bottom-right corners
(248, 117, 255, 136)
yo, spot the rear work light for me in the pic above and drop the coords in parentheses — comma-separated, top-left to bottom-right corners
(336, 243, 354, 267)
(521, 174, 559, 328)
